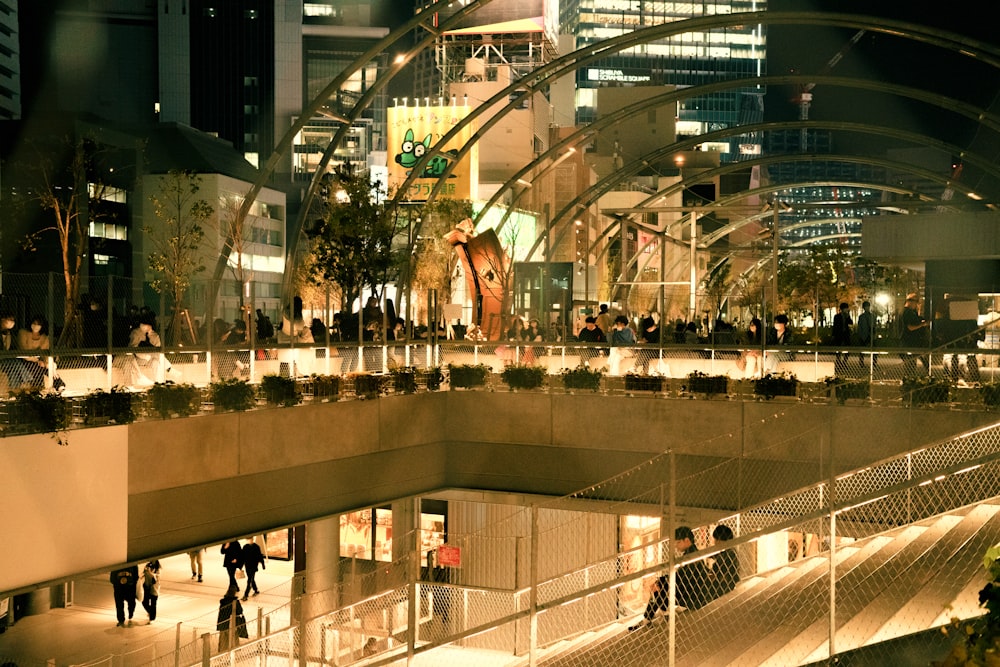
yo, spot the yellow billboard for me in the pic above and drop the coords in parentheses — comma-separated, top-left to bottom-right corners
(388, 105, 478, 201)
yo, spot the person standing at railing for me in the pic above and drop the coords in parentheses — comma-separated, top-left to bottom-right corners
(856, 300, 877, 370)
(764, 314, 794, 373)
(609, 315, 637, 376)
(595, 304, 612, 339)
(576, 316, 607, 367)
(637, 316, 661, 374)
(1, 312, 30, 390)
(629, 526, 708, 631)
(899, 294, 929, 377)
(832, 302, 853, 376)
(737, 318, 764, 379)
(17, 315, 60, 390)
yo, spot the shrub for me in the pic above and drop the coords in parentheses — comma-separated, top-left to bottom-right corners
(209, 378, 257, 412)
(500, 364, 546, 390)
(624, 374, 664, 392)
(391, 366, 418, 394)
(560, 365, 603, 392)
(754, 373, 799, 399)
(310, 374, 341, 400)
(448, 363, 490, 389)
(147, 382, 202, 418)
(420, 367, 444, 391)
(351, 373, 385, 399)
(900, 376, 949, 407)
(8, 390, 72, 444)
(260, 374, 302, 407)
(687, 371, 728, 395)
(82, 386, 136, 425)
(823, 378, 870, 405)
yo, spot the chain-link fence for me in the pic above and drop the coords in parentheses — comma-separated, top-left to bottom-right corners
(102, 417, 1000, 667)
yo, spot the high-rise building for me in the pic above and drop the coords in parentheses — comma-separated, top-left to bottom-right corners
(0, 0, 20, 120)
(559, 0, 767, 162)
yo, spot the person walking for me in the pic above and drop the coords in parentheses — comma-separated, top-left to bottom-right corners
(241, 538, 266, 600)
(110, 565, 139, 627)
(141, 560, 161, 622)
(189, 549, 204, 582)
(221, 541, 244, 593)
(216, 585, 249, 652)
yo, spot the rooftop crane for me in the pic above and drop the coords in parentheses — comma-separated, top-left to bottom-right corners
(790, 29, 866, 151)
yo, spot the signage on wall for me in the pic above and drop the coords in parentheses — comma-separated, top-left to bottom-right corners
(387, 104, 478, 202)
(437, 545, 462, 567)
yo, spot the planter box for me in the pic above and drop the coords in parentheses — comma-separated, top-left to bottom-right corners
(902, 382, 950, 407)
(828, 381, 871, 405)
(754, 378, 798, 399)
(625, 375, 664, 392)
(689, 376, 728, 395)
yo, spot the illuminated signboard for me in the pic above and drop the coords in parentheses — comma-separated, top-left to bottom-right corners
(388, 105, 478, 202)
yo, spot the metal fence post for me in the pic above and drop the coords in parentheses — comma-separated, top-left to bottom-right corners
(201, 632, 211, 667)
(529, 504, 539, 667)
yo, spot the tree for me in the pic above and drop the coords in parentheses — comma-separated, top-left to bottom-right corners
(411, 199, 474, 312)
(305, 171, 406, 312)
(19, 134, 115, 347)
(143, 171, 214, 345)
(217, 189, 255, 320)
(703, 261, 733, 325)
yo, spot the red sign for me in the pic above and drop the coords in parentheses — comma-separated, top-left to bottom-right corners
(437, 545, 461, 568)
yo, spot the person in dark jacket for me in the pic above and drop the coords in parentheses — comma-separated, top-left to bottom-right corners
(110, 565, 140, 627)
(241, 539, 266, 600)
(707, 525, 740, 600)
(217, 585, 248, 651)
(630, 526, 709, 631)
(221, 541, 244, 593)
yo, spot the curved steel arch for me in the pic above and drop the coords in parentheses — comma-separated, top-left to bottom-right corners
(392, 11, 1000, 217)
(476, 73, 999, 245)
(266, 10, 1000, 306)
(533, 118, 1000, 264)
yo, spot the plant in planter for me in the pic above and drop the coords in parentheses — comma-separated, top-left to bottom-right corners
(350, 373, 385, 399)
(500, 364, 546, 391)
(82, 386, 136, 425)
(147, 381, 202, 418)
(934, 545, 1000, 666)
(419, 367, 444, 391)
(447, 363, 490, 389)
(900, 376, 950, 407)
(390, 366, 418, 394)
(754, 372, 799, 399)
(824, 377, 871, 405)
(624, 373, 664, 392)
(8, 389, 72, 444)
(260, 373, 302, 407)
(209, 378, 257, 412)
(560, 365, 603, 392)
(686, 371, 729, 396)
(309, 374, 341, 401)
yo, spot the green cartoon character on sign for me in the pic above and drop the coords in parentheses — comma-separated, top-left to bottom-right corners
(394, 129, 458, 178)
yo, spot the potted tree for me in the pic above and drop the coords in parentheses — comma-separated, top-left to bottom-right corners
(500, 364, 546, 391)
(560, 365, 603, 392)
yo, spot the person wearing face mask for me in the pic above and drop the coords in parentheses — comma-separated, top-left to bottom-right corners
(17, 315, 54, 389)
(1, 312, 30, 390)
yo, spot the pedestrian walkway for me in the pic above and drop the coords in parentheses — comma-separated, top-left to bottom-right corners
(0, 552, 296, 667)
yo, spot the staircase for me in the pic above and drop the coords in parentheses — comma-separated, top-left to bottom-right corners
(532, 502, 997, 667)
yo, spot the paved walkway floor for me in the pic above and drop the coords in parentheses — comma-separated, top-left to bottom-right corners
(0, 552, 297, 667)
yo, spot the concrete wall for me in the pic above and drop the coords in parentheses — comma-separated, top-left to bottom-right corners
(2, 391, 997, 595)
